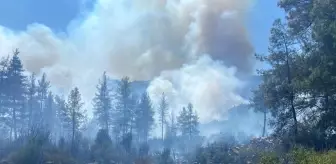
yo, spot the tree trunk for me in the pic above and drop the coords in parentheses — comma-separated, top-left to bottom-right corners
(290, 97, 298, 137)
(162, 119, 164, 141)
(71, 109, 75, 154)
(13, 108, 17, 140)
(105, 117, 109, 133)
(285, 46, 297, 139)
(262, 108, 267, 137)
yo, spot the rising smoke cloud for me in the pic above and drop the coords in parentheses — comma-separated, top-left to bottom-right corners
(0, 0, 255, 123)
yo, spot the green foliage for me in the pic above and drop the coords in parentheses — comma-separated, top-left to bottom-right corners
(257, 147, 336, 164)
(289, 148, 336, 164)
(259, 153, 280, 164)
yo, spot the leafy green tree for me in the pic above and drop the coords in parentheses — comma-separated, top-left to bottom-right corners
(93, 72, 112, 132)
(269, 0, 336, 147)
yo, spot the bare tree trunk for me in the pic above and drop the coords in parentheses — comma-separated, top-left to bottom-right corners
(13, 109, 17, 140)
(71, 109, 75, 154)
(285, 44, 297, 139)
(161, 117, 164, 141)
(262, 108, 267, 137)
(10, 127, 12, 142)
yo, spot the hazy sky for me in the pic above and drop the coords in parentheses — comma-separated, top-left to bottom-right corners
(0, 0, 285, 125)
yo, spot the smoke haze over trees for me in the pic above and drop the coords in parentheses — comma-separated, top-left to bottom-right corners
(0, 0, 336, 163)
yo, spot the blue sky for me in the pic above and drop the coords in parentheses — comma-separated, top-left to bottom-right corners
(0, 0, 284, 56)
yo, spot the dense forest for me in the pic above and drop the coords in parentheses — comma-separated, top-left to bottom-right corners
(1, 0, 336, 164)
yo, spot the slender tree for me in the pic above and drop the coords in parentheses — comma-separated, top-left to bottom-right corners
(135, 92, 154, 143)
(178, 103, 199, 140)
(255, 19, 302, 139)
(27, 73, 38, 129)
(93, 72, 112, 132)
(66, 87, 86, 150)
(6, 49, 27, 139)
(0, 56, 10, 138)
(250, 84, 268, 137)
(37, 73, 50, 126)
(158, 92, 168, 141)
(55, 95, 69, 138)
(44, 91, 55, 132)
(114, 77, 134, 138)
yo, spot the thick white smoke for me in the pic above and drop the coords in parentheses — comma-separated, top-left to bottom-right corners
(147, 55, 248, 123)
(0, 0, 255, 123)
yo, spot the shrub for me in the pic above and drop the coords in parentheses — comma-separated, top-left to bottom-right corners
(289, 148, 336, 164)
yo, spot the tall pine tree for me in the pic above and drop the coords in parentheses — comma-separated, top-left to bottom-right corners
(44, 91, 55, 133)
(66, 87, 86, 150)
(6, 49, 27, 139)
(54, 95, 69, 138)
(27, 73, 38, 129)
(93, 72, 112, 132)
(37, 73, 50, 126)
(134, 92, 154, 143)
(177, 103, 199, 140)
(114, 77, 134, 138)
(158, 93, 168, 141)
(0, 56, 10, 138)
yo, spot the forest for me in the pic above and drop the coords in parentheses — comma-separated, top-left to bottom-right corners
(1, 0, 336, 164)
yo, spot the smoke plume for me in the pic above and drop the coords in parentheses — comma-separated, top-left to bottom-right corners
(0, 0, 255, 123)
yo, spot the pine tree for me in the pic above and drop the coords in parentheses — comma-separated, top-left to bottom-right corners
(44, 91, 55, 132)
(27, 73, 38, 129)
(135, 92, 154, 143)
(37, 73, 50, 126)
(66, 87, 86, 150)
(93, 72, 112, 132)
(177, 107, 187, 137)
(0, 56, 10, 138)
(6, 49, 27, 139)
(177, 103, 199, 140)
(114, 77, 134, 138)
(158, 93, 168, 141)
(256, 19, 302, 139)
(164, 111, 177, 149)
(188, 103, 200, 138)
(54, 95, 69, 138)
